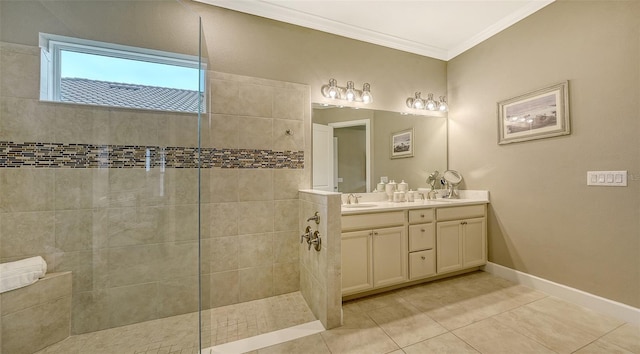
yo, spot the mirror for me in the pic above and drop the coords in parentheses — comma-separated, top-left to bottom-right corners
(442, 169, 463, 199)
(312, 104, 447, 193)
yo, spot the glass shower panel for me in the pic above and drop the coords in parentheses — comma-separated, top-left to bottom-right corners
(0, 1, 203, 353)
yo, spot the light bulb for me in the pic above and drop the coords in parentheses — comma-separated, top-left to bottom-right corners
(327, 79, 338, 98)
(345, 81, 356, 101)
(426, 93, 437, 110)
(438, 96, 448, 111)
(361, 83, 372, 103)
(412, 92, 424, 109)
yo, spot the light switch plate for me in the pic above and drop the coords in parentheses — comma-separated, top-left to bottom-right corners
(587, 171, 627, 186)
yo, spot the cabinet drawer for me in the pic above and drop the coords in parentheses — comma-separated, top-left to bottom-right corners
(409, 250, 436, 280)
(342, 211, 405, 231)
(408, 209, 434, 224)
(408, 224, 435, 252)
(436, 204, 485, 221)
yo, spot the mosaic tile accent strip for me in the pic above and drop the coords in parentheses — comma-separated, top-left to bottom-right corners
(0, 141, 304, 169)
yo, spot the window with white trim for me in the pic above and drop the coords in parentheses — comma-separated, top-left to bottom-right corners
(39, 33, 203, 113)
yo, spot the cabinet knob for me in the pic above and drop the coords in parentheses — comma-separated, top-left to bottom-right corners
(421, 256, 426, 260)
(420, 214, 425, 218)
(420, 228, 425, 232)
(374, 231, 379, 235)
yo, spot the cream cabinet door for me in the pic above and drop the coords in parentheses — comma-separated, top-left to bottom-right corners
(372, 226, 407, 288)
(436, 220, 463, 274)
(462, 217, 487, 267)
(342, 230, 373, 295)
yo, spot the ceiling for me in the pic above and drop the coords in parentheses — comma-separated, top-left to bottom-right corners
(195, 0, 554, 61)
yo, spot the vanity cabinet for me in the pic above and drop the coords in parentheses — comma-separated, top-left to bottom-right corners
(341, 212, 407, 296)
(435, 205, 487, 274)
(341, 202, 488, 298)
(407, 209, 436, 280)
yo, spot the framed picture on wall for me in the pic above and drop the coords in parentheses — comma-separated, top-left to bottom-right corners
(498, 81, 570, 144)
(390, 128, 414, 159)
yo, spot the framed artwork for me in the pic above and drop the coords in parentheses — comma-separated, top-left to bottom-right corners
(390, 128, 414, 158)
(498, 81, 570, 144)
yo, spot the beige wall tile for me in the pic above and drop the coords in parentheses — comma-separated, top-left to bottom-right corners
(238, 83, 274, 118)
(237, 201, 274, 235)
(165, 113, 199, 148)
(40, 296, 71, 351)
(238, 233, 273, 268)
(209, 79, 241, 115)
(55, 209, 93, 252)
(71, 290, 109, 334)
(0, 47, 39, 99)
(210, 270, 239, 308)
(160, 241, 199, 281)
(0, 169, 54, 212)
(0, 97, 56, 142)
(205, 114, 239, 149)
(273, 88, 305, 121)
(238, 266, 273, 302)
(106, 169, 165, 208)
(203, 236, 238, 273)
(54, 169, 95, 210)
(158, 276, 199, 318)
(274, 199, 299, 232)
(164, 168, 199, 205)
(272, 119, 304, 151)
(106, 244, 163, 287)
(108, 109, 161, 146)
(273, 169, 303, 200)
(273, 262, 300, 295)
(210, 168, 239, 203)
(106, 207, 168, 248)
(0, 211, 54, 258)
(54, 104, 110, 144)
(165, 204, 199, 243)
(236, 116, 273, 150)
(273, 231, 299, 264)
(238, 169, 273, 201)
(55, 250, 97, 293)
(106, 283, 159, 327)
(207, 202, 238, 238)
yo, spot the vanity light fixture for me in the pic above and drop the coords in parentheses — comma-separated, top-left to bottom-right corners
(406, 92, 448, 112)
(321, 79, 373, 104)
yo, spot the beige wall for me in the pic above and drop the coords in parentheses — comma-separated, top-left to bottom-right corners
(447, 0, 639, 307)
(187, 2, 448, 114)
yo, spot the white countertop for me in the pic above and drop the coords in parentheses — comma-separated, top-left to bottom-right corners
(341, 190, 489, 215)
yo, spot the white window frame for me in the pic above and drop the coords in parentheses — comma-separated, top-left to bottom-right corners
(39, 33, 204, 110)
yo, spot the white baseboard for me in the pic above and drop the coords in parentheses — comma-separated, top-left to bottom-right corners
(483, 262, 640, 326)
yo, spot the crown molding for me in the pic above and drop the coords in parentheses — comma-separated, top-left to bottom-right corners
(196, 0, 555, 61)
(446, 0, 555, 60)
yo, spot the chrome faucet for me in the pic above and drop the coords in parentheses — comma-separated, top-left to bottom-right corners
(306, 211, 320, 224)
(346, 193, 361, 204)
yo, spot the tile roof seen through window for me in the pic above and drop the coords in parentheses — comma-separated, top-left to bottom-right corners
(60, 78, 200, 113)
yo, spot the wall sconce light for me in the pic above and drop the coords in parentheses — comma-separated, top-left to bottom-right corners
(321, 79, 373, 104)
(406, 92, 448, 112)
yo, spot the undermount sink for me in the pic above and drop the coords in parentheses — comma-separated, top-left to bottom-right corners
(342, 203, 377, 208)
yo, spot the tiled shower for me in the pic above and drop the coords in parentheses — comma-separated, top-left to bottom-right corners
(0, 1, 330, 353)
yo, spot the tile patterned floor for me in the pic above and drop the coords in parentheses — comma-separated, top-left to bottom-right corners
(35, 292, 315, 354)
(35, 272, 640, 354)
(255, 271, 640, 354)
